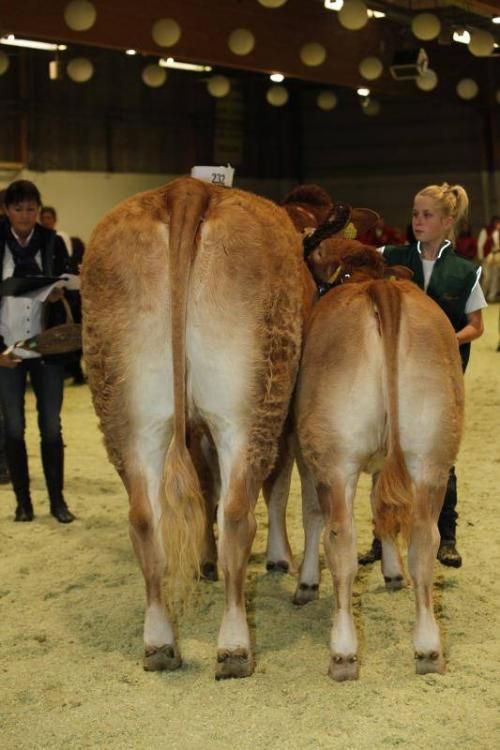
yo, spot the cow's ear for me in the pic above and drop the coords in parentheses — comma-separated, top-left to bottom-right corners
(350, 208, 380, 236)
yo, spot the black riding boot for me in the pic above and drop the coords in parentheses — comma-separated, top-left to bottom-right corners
(41, 440, 75, 523)
(437, 466, 462, 568)
(5, 438, 33, 522)
(358, 536, 382, 565)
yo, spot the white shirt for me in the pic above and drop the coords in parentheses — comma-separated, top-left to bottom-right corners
(0, 231, 43, 358)
(477, 228, 500, 261)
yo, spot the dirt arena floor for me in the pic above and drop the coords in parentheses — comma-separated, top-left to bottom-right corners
(1, 303, 499, 750)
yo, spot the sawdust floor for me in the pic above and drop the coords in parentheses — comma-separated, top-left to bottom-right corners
(1, 304, 499, 750)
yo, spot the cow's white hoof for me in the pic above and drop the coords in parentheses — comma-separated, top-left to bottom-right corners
(143, 644, 182, 672)
(215, 648, 254, 680)
(328, 653, 359, 682)
(415, 650, 445, 675)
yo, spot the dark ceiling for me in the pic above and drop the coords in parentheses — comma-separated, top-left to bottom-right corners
(1, 0, 499, 97)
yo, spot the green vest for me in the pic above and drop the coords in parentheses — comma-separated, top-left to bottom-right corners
(383, 241, 479, 370)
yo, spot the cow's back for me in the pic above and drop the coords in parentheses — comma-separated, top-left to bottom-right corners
(296, 280, 464, 479)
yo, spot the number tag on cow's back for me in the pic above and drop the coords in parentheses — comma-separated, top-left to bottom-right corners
(191, 164, 235, 187)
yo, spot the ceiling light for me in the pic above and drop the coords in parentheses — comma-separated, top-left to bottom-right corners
(492, 16, 500, 25)
(367, 9, 385, 18)
(270, 72, 284, 82)
(0, 35, 65, 51)
(125, 49, 137, 56)
(324, 1, 344, 10)
(453, 30, 471, 44)
(357, 87, 370, 97)
(159, 57, 212, 72)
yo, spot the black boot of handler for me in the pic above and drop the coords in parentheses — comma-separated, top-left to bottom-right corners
(41, 441, 76, 524)
(5, 439, 34, 522)
(437, 467, 462, 568)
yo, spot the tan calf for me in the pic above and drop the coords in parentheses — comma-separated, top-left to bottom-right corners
(295, 262, 464, 680)
(81, 177, 307, 678)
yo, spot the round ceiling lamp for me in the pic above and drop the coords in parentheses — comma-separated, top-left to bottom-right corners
(0, 51, 9, 76)
(468, 29, 495, 57)
(228, 28, 255, 56)
(142, 64, 167, 88)
(64, 0, 97, 32)
(266, 85, 289, 107)
(411, 13, 441, 41)
(152, 18, 181, 47)
(338, 1, 369, 31)
(300, 42, 326, 67)
(358, 56, 383, 81)
(257, 0, 288, 7)
(207, 75, 231, 98)
(362, 98, 381, 116)
(456, 78, 478, 100)
(416, 69, 438, 91)
(317, 90, 338, 111)
(67, 57, 94, 83)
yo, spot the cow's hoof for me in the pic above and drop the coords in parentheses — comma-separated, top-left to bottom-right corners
(143, 644, 182, 672)
(293, 582, 319, 606)
(328, 654, 359, 682)
(415, 650, 445, 675)
(215, 648, 254, 680)
(201, 561, 218, 581)
(384, 574, 406, 591)
(266, 560, 289, 574)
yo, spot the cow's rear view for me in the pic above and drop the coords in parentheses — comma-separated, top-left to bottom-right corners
(81, 177, 305, 678)
(295, 277, 464, 680)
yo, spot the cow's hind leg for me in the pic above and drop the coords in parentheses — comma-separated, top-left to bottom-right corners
(370, 473, 406, 590)
(293, 458, 323, 605)
(126, 426, 181, 672)
(214, 448, 258, 680)
(263, 432, 295, 574)
(321, 469, 360, 682)
(408, 480, 446, 675)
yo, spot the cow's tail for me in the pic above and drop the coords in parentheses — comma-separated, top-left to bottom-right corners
(162, 178, 209, 607)
(367, 281, 414, 540)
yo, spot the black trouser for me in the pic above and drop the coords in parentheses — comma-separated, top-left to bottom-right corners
(439, 466, 458, 542)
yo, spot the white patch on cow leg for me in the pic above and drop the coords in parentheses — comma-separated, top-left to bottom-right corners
(324, 472, 360, 681)
(408, 510, 444, 674)
(144, 601, 175, 649)
(293, 464, 323, 605)
(264, 435, 295, 572)
(381, 537, 406, 589)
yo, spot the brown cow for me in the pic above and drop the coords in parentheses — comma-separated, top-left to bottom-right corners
(294, 238, 464, 680)
(81, 177, 310, 678)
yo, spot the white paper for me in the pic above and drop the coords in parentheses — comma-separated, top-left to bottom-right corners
(25, 274, 80, 302)
(191, 164, 235, 187)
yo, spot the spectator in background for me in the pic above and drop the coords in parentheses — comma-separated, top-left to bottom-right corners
(40, 205, 85, 384)
(40, 205, 72, 256)
(477, 215, 500, 302)
(0, 180, 76, 523)
(0, 189, 9, 482)
(455, 223, 478, 262)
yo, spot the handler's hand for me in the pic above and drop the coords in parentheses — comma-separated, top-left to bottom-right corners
(47, 287, 64, 303)
(0, 352, 21, 368)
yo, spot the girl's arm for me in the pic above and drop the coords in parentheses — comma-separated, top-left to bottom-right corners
(456, 310, 484, 344)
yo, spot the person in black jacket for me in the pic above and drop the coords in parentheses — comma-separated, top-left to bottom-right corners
(0, 180, 75, 523)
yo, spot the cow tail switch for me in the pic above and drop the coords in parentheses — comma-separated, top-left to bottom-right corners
(368, 281, 414, 540)
(162, 178, 210, 608)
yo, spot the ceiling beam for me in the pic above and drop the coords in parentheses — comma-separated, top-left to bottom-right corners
(0, 0, 417, 95)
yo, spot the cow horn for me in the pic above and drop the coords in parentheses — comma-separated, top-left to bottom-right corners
(302, 203, 352, 258)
